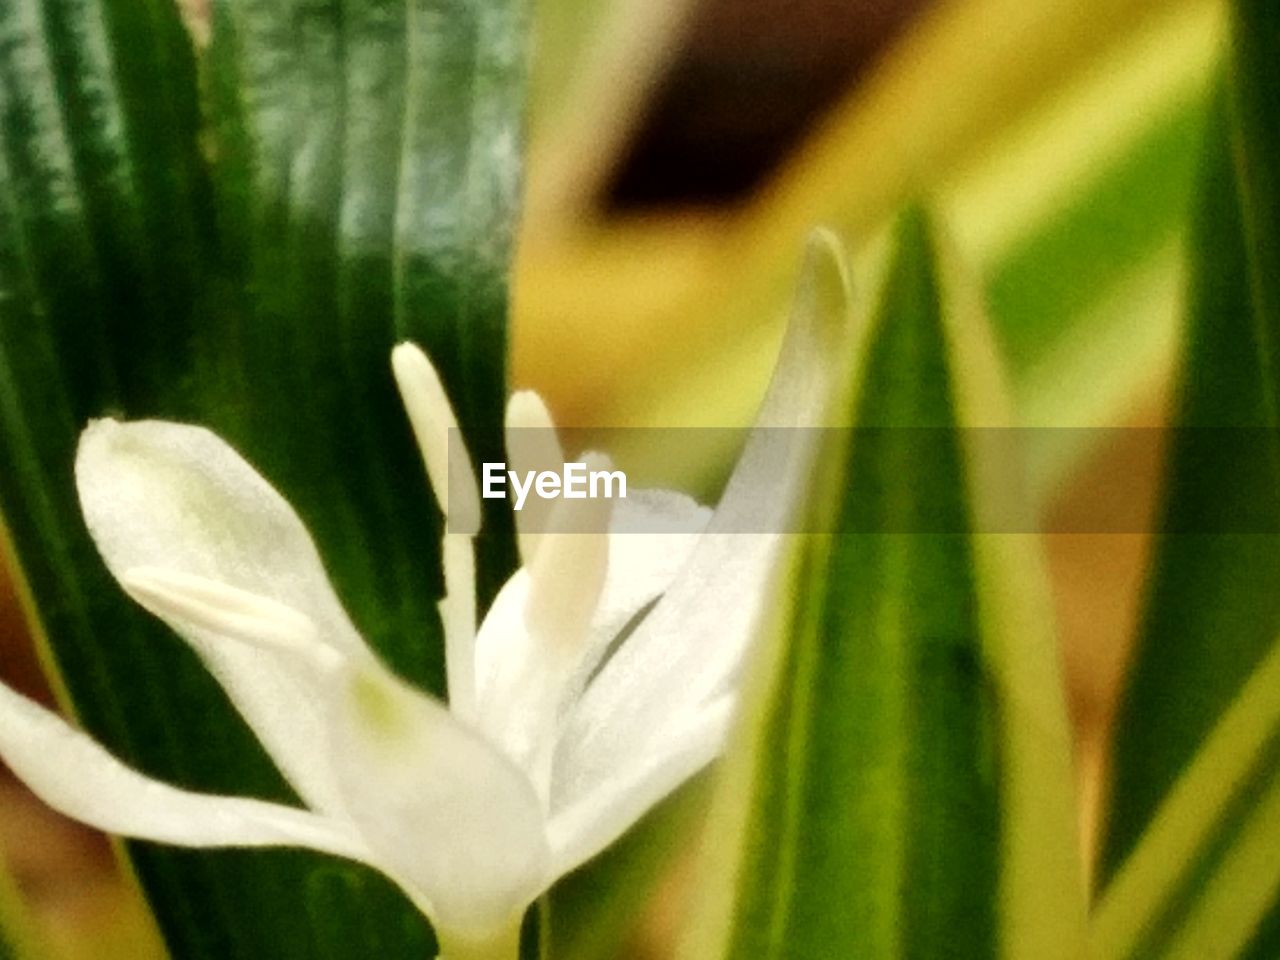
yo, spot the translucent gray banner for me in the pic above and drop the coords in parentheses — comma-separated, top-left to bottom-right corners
(447, 428, 1280, 534)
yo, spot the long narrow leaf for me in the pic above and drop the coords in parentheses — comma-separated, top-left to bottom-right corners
(1101, 18, 1280, 954)
(682, 213, 1083, 960)
(1093, 631, 1280, 959)
(1100, 80, 1262, 866)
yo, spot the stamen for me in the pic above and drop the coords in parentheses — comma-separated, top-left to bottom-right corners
(122, 567, 341, 673)
(391, 343, 482, 535)
(523, 452, 613, 652)
(441, 534, 478, 722)
(391, 343, 481, 722)
(504, 390, 563, 565)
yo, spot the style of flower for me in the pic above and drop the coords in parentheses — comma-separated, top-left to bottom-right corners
(0, 242, 847, 960)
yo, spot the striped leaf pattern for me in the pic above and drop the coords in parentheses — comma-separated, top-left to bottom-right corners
(1100, 3, 1280, 955)
(682, 214, 1083, 960)
(0, 0, 525, 955)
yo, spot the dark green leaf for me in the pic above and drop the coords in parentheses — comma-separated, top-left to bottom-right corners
(0, 0, 525, 954)
(1102, 6, 1280, 951)
(1101, 82, 1271, 877)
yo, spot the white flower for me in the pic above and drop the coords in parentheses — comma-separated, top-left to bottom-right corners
(0, 241, 848, 960)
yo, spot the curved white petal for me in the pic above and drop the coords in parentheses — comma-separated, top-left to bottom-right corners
(561, 489, 711, 705)
(76, 419, 369, 813)
(0, 682, 369, 861)
(608, 488, 712, 536)
(76, 419, 366, 652)
(474, 490, 702, 715)
(120, 568, 348, 815)
(547, 695, 735, 878)
(504, 390, 564, 565)
(472, 572, 545, 778)
(327, 656, 550, 938)
(556, 235, 852, 796)
(553, 540, 783, 803)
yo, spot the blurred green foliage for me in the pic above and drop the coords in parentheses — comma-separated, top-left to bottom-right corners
(2, 0, 1280, 957)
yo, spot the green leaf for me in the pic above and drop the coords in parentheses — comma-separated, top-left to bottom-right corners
(547, 778, 710, 960)
(1101, 4, 1280, 952)
(1229, 0, 1280, 347)
(1100, 81, 1266, 877)
(0, 846, 45, 960)
(0, 0, 525, 954)
(1092, 630, 1280, 959)
(682, 213, 1083, 960)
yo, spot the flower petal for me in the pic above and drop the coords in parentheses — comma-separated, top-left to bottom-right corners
(547, 695, 735, 878)
(0, 682, 369, 861)
(76, 419, 369, 813)
(471, 571, 540, 766)
(560, 489, 711, 706)
(327, 655, 550, 938)
(76, 419, 365, 653)
(556, 234, 852, 803)
(99, 568, 541, 933)
(608, 488, 712, 537)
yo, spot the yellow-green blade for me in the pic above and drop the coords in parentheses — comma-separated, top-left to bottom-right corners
(682, 213, 1083, 960)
